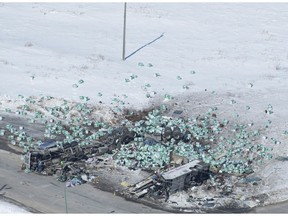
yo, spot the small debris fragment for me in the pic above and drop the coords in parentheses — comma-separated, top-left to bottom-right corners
(120, 181, 130, 187)
(276, 156, 288, 161)
(173, 110, 183, 115)
(265, 104, 273, 115)
(130, 74, 138, 80)
(182, 85, 189, 90)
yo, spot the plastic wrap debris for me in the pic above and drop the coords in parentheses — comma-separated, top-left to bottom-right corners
(66, 177, 83, 187)
(240, 177, 262, 185)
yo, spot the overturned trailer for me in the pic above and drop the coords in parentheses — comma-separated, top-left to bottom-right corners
(22, 140, 84, 175)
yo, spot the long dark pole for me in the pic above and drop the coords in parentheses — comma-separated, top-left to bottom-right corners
(122, 2, 127, 61)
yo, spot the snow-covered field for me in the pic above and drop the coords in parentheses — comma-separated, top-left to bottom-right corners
(1, 2, 288, 212)
(1, 3, 288, 107)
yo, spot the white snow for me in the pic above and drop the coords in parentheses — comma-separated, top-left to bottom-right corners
(0, 200, 30, 213)
(1, 2, 288, 211)
(1, 3, 288, 108)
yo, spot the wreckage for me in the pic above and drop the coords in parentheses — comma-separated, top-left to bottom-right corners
(11, 99, 273, 209)
(22, 126, 135, 175)
(22, 123, 212, 196)
(129, 160, 210, 201)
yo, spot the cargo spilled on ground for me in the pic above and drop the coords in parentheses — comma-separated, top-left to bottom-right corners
(0, 91, 283, 213)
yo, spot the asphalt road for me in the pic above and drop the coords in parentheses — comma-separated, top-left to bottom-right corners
(251, 201, 288, 213)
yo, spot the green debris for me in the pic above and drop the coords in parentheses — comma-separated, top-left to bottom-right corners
(130, 74, 138, 80)
(18, 94, 25, 99)
(146, 93, 152, 98)
(265, 104, 273, 115)
(182, 85, 189, 90)
(154, 73, 161, 77)
(78, 79, 84, 84)
(138, 62, 144, 67)
(72, 84, 78, 88)
(177, 76, 182, 80)
(164, 94, 174, 101)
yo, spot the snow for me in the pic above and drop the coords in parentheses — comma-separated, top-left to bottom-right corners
(0, 200, 30, 213)
(1, 2, 288, 211)
(1, 3, 288, 108)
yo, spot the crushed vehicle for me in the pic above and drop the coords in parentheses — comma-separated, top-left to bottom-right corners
(22, 140, 86, 175)
(129, 160, 210, 201)
(22, 126, 136, 178)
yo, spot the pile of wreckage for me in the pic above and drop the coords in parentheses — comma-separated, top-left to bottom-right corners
(22, 126, 134, 185)
(18, 105, 271, 203)
(22, 125, 212, 195)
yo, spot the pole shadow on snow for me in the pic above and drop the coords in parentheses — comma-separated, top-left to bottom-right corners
(124, 33, 164, 60)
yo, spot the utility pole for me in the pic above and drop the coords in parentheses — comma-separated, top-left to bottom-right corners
(122, 2, 127, 61)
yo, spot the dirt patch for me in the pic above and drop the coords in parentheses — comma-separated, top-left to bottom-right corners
(122, 107, 154, 122)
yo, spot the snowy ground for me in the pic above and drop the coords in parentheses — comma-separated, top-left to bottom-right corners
(1, 2, 288, 212)
(1, 3, 288, 108)
(0, 199, 30, 213)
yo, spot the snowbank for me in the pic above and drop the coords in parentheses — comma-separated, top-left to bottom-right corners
(0, 200, 30, 213)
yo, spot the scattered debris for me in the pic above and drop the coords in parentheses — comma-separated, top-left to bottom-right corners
(0, 93, 277, 212)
